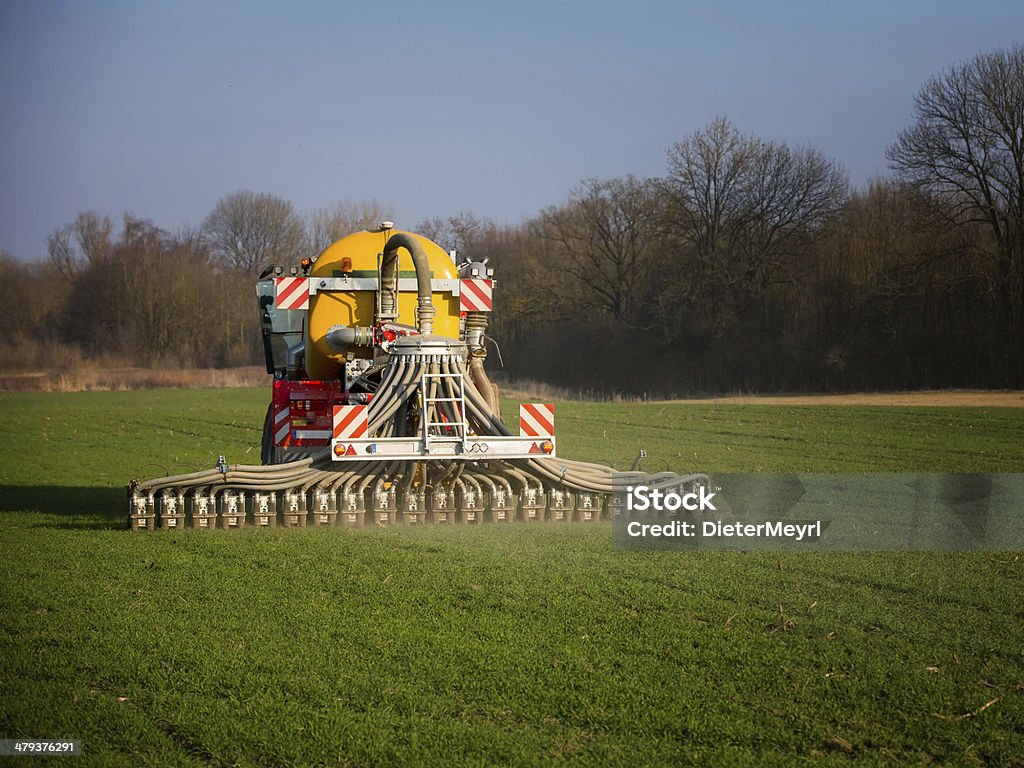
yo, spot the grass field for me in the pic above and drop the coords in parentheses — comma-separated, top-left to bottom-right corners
(1, 388, 1022, 766)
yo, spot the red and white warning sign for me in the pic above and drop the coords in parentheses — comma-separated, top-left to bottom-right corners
(459, 278, 493, 312)
(519, 403, 554, 437)
(275, 277, 310, 311)
(273, 404, 291, 446)
(333, 405, 368, 441)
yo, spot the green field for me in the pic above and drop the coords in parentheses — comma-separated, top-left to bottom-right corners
(1, 389, 1022, 766)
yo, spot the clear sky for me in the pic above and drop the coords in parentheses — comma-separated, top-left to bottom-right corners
(1, 0, 1022, 262)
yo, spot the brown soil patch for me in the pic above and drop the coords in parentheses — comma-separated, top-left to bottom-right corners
(659, 390, 1024, 407)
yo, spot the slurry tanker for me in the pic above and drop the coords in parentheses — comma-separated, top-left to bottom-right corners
(129, 224, 705, 529)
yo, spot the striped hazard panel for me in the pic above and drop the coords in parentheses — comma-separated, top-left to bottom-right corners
(275, 277, 310, 311)
(273, 404, 291, 445)
(519, 403, 554, 437)
(459, 278, 493, 312)
(333, 405, 368, 441)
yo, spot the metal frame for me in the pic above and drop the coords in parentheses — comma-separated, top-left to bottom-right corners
(331, 370, 556, 462)
(310, 277, 462, 295)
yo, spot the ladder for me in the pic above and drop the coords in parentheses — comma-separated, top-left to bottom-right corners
(420, 371, 468, 450)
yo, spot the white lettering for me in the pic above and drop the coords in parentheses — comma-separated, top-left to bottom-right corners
(699, 486, 717, 511)
(624, 485, 718, 512)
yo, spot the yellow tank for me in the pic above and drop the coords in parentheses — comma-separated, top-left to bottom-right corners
(305, 229, 461, 379)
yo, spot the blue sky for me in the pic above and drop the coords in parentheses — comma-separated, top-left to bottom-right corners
(2, 0, 1022, 261)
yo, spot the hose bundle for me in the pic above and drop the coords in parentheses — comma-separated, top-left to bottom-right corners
(129, 337, 706, 529)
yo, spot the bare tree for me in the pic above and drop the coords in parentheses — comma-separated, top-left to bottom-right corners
(46, 211, 114, 281)
(121, 213, 166, 252)
(307, 199, 391, 254)
(735, 139, 848, 291)
(540, 176, 657, 323)
(74, 211, 113, 265)
(203, 190, 307, 275)
(47, 226, 77, 281)
(171, 221, 202, 249)
(663, 117, 753, 289)
(416, 212, 493, 257)
(664, 118, 847, 291)
(888, 45, 1024, 338)
(657, 118, 848, 360)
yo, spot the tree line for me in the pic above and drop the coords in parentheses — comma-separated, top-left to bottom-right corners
(2, 46, 1021, 393)
(0, 198, 389, 370)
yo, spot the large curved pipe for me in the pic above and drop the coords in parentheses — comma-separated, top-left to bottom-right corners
(464, 313, 501, 418)
(379, 233, 435, 334)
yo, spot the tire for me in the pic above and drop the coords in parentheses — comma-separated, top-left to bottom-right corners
(261, 403, 284, 465)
